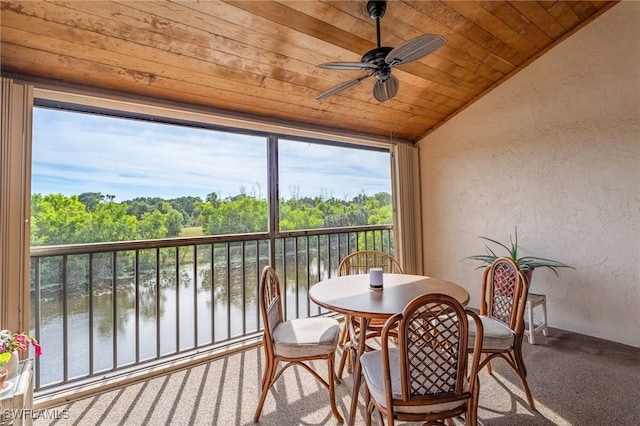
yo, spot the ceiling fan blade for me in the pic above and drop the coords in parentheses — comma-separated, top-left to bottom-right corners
(372, 74, 399, 102)
(317, 62, 378, 71)
(385, 34, 446, 66)
(315, 74, 372, 100)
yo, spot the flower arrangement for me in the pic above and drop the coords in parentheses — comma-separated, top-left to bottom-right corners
(0, 330, 42, 365)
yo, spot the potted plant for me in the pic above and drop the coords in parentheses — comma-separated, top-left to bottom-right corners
(0, 330, 42, 380)
(464, 228, 574, 284)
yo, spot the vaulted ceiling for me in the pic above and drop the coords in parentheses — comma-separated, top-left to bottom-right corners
(0, 1, 618, 143)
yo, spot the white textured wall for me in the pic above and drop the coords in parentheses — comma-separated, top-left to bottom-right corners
(417, 2, 640, 347)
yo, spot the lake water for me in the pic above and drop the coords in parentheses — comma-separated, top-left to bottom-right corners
(34, 262, 320, 387)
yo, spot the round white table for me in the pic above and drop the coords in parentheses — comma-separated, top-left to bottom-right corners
(309, 273, 470, 425)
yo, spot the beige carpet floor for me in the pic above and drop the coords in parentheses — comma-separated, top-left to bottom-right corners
(32, 328, 639, 426)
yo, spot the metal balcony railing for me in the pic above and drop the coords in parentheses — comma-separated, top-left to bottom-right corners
(30, 225, 394, 396)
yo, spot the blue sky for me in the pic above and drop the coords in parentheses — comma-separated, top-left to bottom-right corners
(32, 108, 391, 202)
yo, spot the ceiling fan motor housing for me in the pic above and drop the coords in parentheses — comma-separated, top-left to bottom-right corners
(361, 47, 393, 81)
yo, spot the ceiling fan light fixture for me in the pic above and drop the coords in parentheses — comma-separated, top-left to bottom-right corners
(373, 75, 398, 102)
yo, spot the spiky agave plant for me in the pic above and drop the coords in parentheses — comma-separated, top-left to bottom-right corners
(465, 227, 574, 276)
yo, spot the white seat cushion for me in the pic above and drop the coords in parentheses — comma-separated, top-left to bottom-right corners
(273, 317, 340, 358)
(468, 315, 514, 351)
(360, 348, 468, 414)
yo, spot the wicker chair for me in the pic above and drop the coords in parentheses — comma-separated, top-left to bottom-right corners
(337, 250, 403, 379)
(468, 256, 535, 409)
(338, 250, 403, 277)
(253, 266, 343, 423)
(360, 293, 484, 426)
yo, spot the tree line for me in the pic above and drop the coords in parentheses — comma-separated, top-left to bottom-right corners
(30, 191, 393, 246)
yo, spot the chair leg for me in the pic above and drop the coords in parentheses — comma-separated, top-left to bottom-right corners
(340, 316, 351, 346)
(259, 347, 272, 390)
(337, 337, 359, 379)
(255, 356, 345, 423)
(518, 373, 536, 411)
(513, 348, 535, 410)
(364, 384, 372, 426)
(479, 348, 535, 412)
(337, 341, 350, 379)
(387, 410, 395, 426)
(467, 375, 480, 426)
(253, 358, 277, 422)
(484, 353, 493, 375)
(337, 318, 359, 380)
(327, 355, 344, 423)
(514, 334, 527, 377)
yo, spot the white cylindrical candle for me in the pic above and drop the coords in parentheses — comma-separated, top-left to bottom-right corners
(369, 268, 383, 289)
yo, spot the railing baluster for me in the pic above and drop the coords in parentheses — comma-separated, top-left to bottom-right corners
(62, 255, 69, 382)
(193, 244, 199, 348)
(174, 246, 180, 352)
(327, 234, 332, 279)
(155, 247, 161, 359)
(210, 243, 216, 343)
(281, 238, 287, 320)
(241, 241, 246, 336)
(89, 253, 94, 376)
(112, 252, 118, 370)
(254, 240, 262, 330)
(315, 235, 321, 315)
(294, 236, 299, 319)
(305, 235, 311, 315)
(135, 249, 140, 364)
(226, 243, 231, 340)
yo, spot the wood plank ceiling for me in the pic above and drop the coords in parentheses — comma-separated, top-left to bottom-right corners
(0, 0, 618, 143)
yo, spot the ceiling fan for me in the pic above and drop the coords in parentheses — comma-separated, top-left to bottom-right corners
(315, 0, 446, 102)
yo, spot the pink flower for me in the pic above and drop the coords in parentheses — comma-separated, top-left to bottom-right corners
(0, 330, 42, 358)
